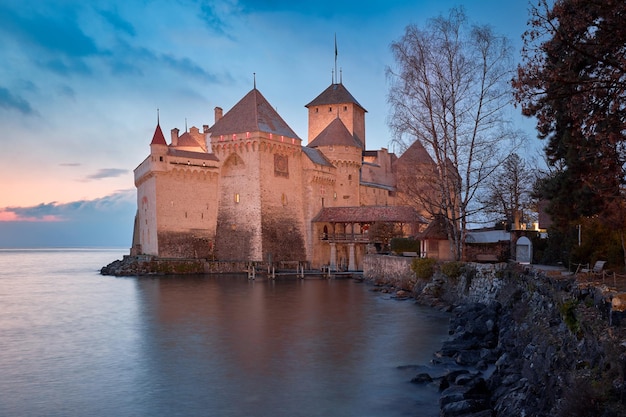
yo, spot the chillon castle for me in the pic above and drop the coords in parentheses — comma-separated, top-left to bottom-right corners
(132, 80, 447, 270)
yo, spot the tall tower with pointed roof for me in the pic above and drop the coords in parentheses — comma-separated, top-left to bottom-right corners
(207, 87, 306, 262)
(305, 82, 367, 149)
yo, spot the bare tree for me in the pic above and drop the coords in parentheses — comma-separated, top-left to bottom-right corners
(387, 7, 520, 260)
(478, 153, 535, 229)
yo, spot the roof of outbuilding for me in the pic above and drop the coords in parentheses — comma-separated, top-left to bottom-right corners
(307, 117, 363, 149)
(208, 88, 300, 139)
(312, 206, 427, 223)
(418, 215, 452, 240)
(305, 83, 367, 112)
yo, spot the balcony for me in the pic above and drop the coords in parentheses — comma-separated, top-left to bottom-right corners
(320, 233, 371, 243)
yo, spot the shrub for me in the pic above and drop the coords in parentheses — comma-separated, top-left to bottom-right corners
(441, 261, 464, 280)
(390, 238, 420, 254)
(411, 258, 437, 280)
(559, 299, 580, 334)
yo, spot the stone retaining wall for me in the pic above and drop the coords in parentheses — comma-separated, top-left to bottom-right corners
(362, 254, 414, 288)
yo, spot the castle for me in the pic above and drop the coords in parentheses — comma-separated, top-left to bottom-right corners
(132, 80, 447, 270)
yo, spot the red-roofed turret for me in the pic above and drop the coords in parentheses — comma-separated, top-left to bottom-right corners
(151, 123, 167, 145)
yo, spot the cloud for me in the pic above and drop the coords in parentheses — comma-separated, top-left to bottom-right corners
(98, 8, 136, 37)
(161, 54, 220, 83)
(0, 189, 135, 222)
(198, 1, 240, 37)
(0, 190, 136, 248)
(0, 86, 35, 114)
(84, 168, 129, 181)
(60, 162, 82, 167)
(0, 4, 100, 58)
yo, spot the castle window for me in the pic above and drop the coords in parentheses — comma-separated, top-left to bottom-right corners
(329, 107, 332, 112)
(315, 108, 319, 113)
(235, 193, 240, 203)
(343, 106, 347, 111)
(348, 174, 352, 180)
(281, 193, 288, 206)
(159, 156, 163, 161)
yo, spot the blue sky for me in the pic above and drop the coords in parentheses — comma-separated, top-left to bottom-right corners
(0, 0, 538, 248)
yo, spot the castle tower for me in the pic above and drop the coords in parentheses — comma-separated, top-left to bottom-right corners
(208, 88, 307, 263)
(307, 116, 362, 207)
(305, 82, 367, 149)
(134, 119, 221, 259)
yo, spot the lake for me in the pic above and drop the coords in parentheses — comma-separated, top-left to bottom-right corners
(0, 248, 449, 417)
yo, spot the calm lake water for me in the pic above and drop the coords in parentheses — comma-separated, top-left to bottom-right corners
(0, 249, 449, 417)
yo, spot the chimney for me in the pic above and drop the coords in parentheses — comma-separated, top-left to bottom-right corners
(203, 124, 209, 134)
(170, 128, 179, 147)
(214, 107, 223, 124)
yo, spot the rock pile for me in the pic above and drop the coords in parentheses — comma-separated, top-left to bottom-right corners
(411, 302, 500, 417)
(408, 269, 626, 417)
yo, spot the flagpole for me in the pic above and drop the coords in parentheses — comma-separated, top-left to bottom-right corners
(334, 33, 338, 84)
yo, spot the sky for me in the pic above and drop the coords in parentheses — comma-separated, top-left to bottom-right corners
(0, 0, 539, 248)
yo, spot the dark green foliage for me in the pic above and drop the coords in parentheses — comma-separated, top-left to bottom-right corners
(568, 217, 624, 270)
(391, 238, 420, 253)
(559, 299, 579, 335)
(515, 0, 626, 233)
(411, 258, 437, 280)
(441, 261, 464, 280)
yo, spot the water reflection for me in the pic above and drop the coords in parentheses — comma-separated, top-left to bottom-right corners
(0, 249, 448, 417)
(133, 276, 448, 417)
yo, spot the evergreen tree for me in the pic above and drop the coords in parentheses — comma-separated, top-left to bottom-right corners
(513, 0, 626, 226)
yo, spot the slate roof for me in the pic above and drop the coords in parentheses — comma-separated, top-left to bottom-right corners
(418, 215, 452, 240)
(307, 117, 363, 149)
(176, 131, 204, 149)
(396, 139, 435, 166)
(151, 123, 167, 145)
(312, 206, 427, 223)
(168, 148, 219, 161)
(208, 88, 300, 139)
(305, 83, 367, 112)
(301, 146, 334, 167)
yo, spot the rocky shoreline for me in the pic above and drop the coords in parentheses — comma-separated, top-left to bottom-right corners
(376, 264, 626, 417)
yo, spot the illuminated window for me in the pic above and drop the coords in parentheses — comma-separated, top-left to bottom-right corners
(281, 193, 288, 206)
(235, 193, 240, 203)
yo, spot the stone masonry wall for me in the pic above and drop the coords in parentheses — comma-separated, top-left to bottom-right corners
(363, 254, 415, 289)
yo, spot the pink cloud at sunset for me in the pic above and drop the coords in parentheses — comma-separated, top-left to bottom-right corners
(0, 210, 63, 222)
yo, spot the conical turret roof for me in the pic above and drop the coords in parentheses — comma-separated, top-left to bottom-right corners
(305, 83, 366, 112)
(151, 123, 167, 145)
(307, 117, 363, 149)
(208, 88, 300, 139)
